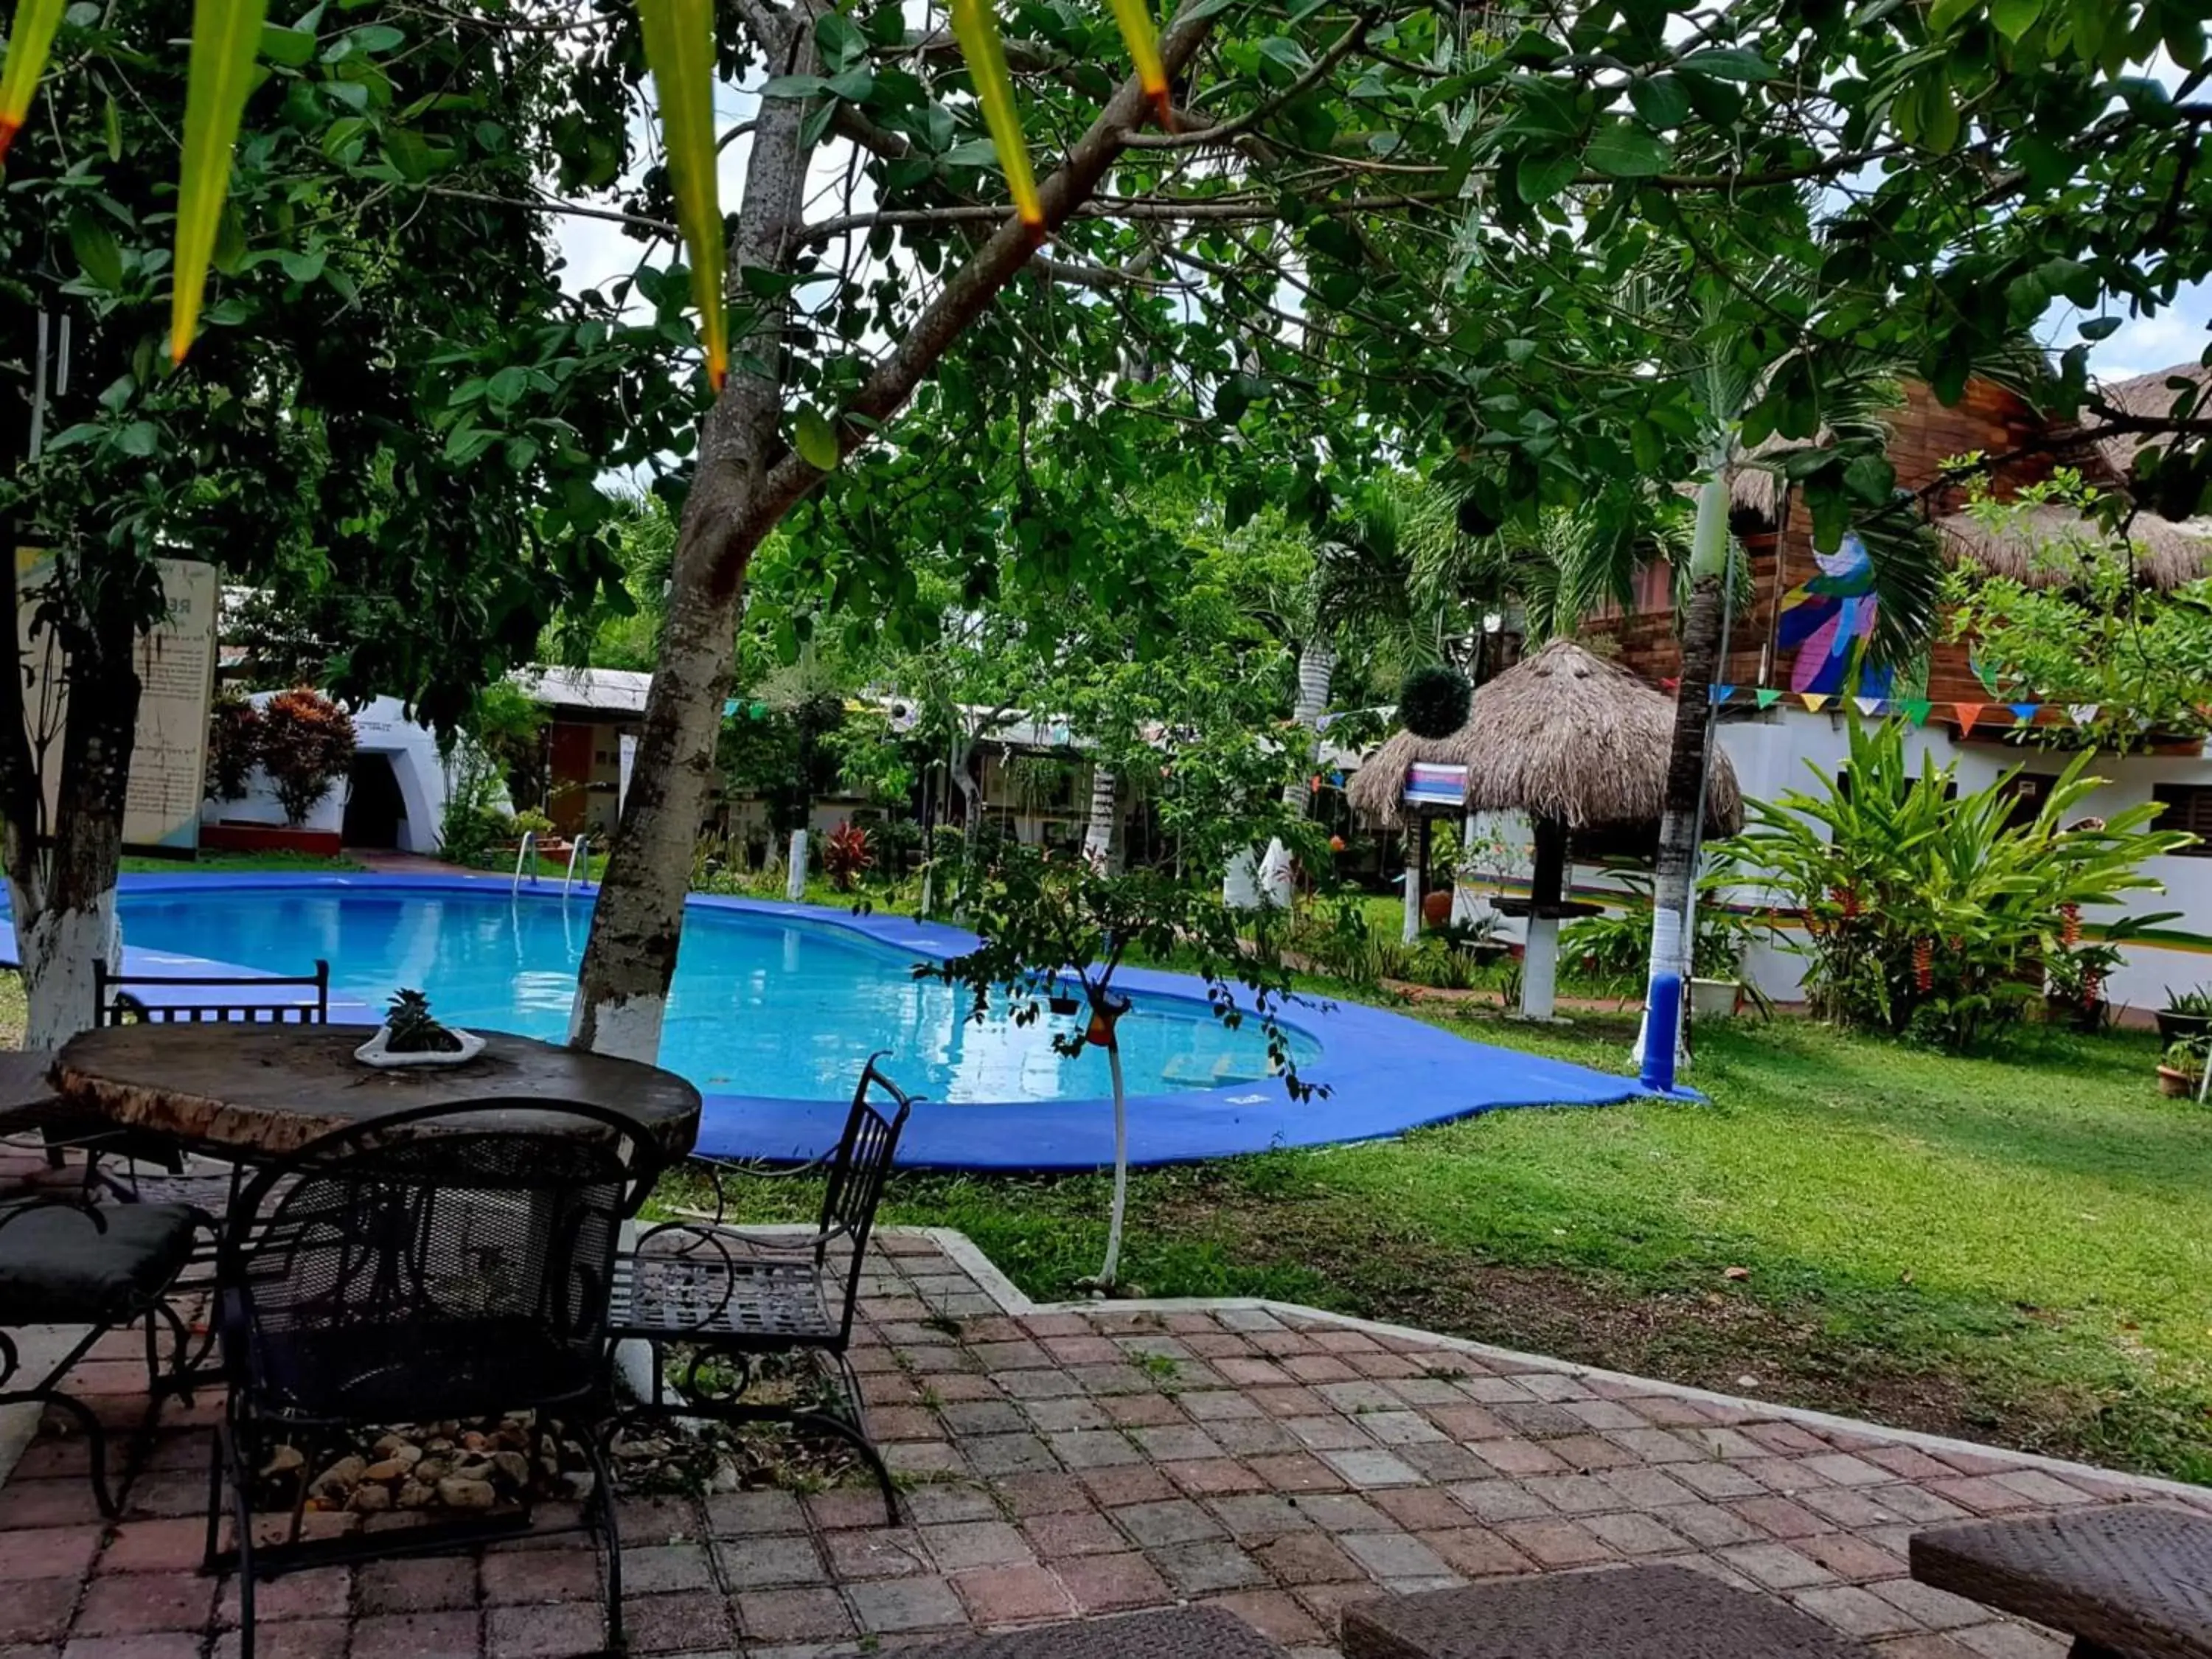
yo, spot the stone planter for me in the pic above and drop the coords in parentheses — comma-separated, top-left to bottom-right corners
(354, 1026, 487, 1069)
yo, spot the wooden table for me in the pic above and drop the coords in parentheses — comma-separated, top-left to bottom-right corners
(52, 1024, 703, 1163)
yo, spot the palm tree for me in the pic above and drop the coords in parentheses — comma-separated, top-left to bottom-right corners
(1635, 301, 1967, 1090)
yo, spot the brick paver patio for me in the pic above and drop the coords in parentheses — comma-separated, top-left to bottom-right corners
(2, 1228, 2203, 1658)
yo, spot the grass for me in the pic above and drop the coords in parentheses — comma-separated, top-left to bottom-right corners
(119, 849, 364, 874)
(672, 1000, 2212, 1486)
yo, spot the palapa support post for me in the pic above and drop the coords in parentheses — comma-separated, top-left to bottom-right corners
(1520, 816, 1567, 1021)
(1401, 821, 1425, 944)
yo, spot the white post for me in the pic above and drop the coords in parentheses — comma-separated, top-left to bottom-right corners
(1522, 915, 1559, 1020)
(1401, 846, 1420, 945)
(785, 829, 808, 902)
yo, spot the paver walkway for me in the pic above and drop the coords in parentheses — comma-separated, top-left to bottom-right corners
(1, 1228, 2202, 1658)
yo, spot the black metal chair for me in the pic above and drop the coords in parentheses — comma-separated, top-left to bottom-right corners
(0, 1194, 204, 1515)
(609, 1055, 914, 1523)
(204, 1097, 663, 1659)
(84, 959, 330, 1204)
(94, 959, 330, 1026)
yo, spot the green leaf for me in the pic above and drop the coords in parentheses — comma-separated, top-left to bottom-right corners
(44, 422, 105, 451)
(116, 420, 159, 457)
(1989, 0, 2042, 40)
(1676, 46, 1774, 82)
(1843, 452, 1896, 504)
(760, 72, 830, 99)
(1516, 151, 1579, 203)
(1630, 419, 1663, 474)
(637, 0, 728, 388)
(68, 213, 125, 291)
(1582, 121, 1672, 177)
(102, 88, 122, 159)
(0, 0, 68, 160)
(1627, 74, 1690, 129)
(942, 136, 1001, 167)
(795, 406, 841, 471)
(812, 9, 865, 68)
(504, 437, 539, 473)
(1927, 0, 1979, 29)
(259, 22, 316, 63)
(826, 65, 874, 102)
(2079, 316, 2121, 341)
(171, 0, 274, 365)
(278, 246, 325, 282)
(347, 21, 400, 49)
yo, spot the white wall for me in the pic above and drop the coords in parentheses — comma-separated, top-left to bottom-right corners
(203, 693, 489, 857)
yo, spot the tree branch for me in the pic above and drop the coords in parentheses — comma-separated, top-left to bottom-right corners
(1124, 17, 1372, 150)
(423, 187, 675, 237)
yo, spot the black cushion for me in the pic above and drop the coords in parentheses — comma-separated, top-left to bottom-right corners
(0, 1201, 198, 1323)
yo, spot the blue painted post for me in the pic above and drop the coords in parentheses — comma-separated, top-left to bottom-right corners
(1641, 905, 1683, 1093)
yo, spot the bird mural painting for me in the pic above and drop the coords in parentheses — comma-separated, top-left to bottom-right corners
(1775, 533, 1893, 699)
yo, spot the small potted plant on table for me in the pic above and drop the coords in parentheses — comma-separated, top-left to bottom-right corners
(355, 989, 485, 1069)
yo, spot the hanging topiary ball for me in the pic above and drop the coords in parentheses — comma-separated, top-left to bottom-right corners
(1398, 664, 1472, 738)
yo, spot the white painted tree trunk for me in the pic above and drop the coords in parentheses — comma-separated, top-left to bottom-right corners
(11, 878, 116, 1050)
(1097, 1034, 1130, 1290)
(786, 830, 808, 902)
(1282, 640, 1337, 814)
(1082, 768, 1119, 872)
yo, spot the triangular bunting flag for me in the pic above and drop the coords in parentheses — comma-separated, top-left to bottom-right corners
(1754, 689, 1782, 709)
(1955, 703, 1984, 735)
(1709, 684, 1735, 705)
(1855, 696, 1885, 717)
(1661, 677, 1681, 693)
(2009, 702, 2040, 724)
(1801, 692, 1832, 712)
(2067, 703, 2101, 727)
(1900, 699, 1933, 725)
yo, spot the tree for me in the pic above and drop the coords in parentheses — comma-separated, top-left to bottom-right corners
(0, 0, 666, 1044)
(1943, 473, 2212, 751)
(924, 844, 1312, 1290)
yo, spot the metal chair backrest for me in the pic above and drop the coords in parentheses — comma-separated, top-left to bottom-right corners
(815, 1054, 912, 1343)
(94, 959, 330, 1026)
(218, 1097, 663, 1423)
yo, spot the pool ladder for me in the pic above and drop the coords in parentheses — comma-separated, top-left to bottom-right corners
(511, 831, 591, 894)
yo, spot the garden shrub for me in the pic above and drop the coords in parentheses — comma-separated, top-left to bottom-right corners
(204, 689, 262, 804)
(1726, 718, 2191, 1048)
(257, 687, 357, 826)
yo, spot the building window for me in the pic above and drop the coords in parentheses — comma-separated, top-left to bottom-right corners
(2000, 771, 2056, 832)
(2153, 785, 2212, 855)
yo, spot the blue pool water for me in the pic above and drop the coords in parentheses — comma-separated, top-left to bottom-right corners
(114, 885, 1322, 1107)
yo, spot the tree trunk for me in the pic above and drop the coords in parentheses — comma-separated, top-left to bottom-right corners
(1282, 639, 1336, 814)
(568, 6, 1220, 1059)
(568, 15, 819, 1060)
(1082, 766, 1119, 872)
(1639, 470, 1731, 1093)
(1096, 1026, 1129, 1290)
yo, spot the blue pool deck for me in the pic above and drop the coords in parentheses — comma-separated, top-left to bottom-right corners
(9, 871, 1686, 1170)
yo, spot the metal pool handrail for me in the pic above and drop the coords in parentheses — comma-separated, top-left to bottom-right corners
(564, 834, 591, 895)
(511, 830, 538, 891)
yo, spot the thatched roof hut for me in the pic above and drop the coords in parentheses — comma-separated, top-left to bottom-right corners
(1935, 503, 2211, 593)
(1349, 640, 1742, 836)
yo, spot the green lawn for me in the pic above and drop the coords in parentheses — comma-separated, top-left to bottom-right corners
(684, 1003, 2212, 1486)
(119, 849, 364, 874)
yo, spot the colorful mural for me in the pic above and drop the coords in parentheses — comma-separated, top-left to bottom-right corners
(1775, 532, 1893, 699)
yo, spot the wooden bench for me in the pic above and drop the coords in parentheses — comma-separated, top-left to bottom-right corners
(1340, 1563, 1876, 1658)
(1910, 1506, 2212, 1659)
(905, 1606, 1286, 1658)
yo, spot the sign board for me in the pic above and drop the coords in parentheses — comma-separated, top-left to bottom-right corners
(1403, 762, 1469, 812)
(15, 549, 219, 853)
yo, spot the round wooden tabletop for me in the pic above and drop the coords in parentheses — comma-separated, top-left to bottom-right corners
(52, 1024, 702, 1161)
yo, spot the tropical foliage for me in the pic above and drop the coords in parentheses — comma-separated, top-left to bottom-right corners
(256, 686, 356, 827)
(1944, 474, 2212, 751)
(1726, 720, 2193, 1049)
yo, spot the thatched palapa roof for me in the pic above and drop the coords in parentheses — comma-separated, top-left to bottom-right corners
(1349, 640, 1742, 836)
(1938, 502, 2212, 592)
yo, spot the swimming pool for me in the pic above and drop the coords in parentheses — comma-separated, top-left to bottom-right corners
(114, 882, 1321, 1105)
(24, 874, 1669, 1167)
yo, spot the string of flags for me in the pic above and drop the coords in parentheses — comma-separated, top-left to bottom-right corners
(1664, 683, 2212, 735)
